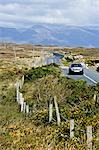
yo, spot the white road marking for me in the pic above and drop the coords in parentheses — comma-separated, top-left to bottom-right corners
(60, 65, 98, 84)
(84, 74, 97, 84)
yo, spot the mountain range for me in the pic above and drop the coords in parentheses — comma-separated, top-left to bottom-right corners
(0, 23, 99, 47)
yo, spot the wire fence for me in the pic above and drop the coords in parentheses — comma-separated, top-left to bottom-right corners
(15, 74, 99, 150)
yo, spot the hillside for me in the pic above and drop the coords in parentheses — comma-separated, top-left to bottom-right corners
(0, 63, 99, 149)
(0, 24, 99, 47)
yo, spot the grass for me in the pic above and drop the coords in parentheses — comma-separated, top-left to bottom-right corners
(1, 65, 97, 149)
(62, 60, 71, 66)
(0, 44, 99, 149)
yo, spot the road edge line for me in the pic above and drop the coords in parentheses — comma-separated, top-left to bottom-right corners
(84, 74, 97, 84)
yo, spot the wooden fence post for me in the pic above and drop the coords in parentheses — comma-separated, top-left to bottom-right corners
(16, 82, 19, 103)
(26, 105, 29, 114)
(93, 91, 97, 101)
(21, 75, 24, 87)
(87, 126, 92, 150)
(54, 96, 61, 125)
(19, 92, 23, 104)
(19, 80, 22, 89)
(70, 119, 74, 138)
(49, 100, 53, 123)
(23, 102, 26, 113)
(93, 93, 97, 101)
(20, 98, 24, 112)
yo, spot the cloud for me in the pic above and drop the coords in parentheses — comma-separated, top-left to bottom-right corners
(0, 0, 99, 28)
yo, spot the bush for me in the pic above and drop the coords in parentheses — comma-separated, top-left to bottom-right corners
(85, 60, 94, 66)
(24, 64, 60, 82)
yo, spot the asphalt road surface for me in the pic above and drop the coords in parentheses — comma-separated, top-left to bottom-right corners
(61, 67, 99, 85)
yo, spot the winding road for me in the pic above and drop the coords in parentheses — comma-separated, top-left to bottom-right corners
(51, 53, 99, 85)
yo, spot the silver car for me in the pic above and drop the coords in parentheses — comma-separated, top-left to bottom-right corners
(69, 63, 84, 75)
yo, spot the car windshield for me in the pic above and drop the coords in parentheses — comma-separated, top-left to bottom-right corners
(71, 64, 82, 67)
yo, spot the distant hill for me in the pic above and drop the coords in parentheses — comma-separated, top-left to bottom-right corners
(0, 24, 99, 47)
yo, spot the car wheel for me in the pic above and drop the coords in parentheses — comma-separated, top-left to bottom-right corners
(80, 70, 84, 75)
(69, 69, 72, 75)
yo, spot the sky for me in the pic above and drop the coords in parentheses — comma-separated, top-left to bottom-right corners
(0, 0, 99, 28)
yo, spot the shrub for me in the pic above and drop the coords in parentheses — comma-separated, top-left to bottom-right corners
(24, 64, 60, 82)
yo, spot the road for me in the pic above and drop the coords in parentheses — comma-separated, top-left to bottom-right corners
(45, 53, 99, 85)
(61, 66, 99, 85)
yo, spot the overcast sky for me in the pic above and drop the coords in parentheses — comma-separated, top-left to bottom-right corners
(0, 0, 99, 28)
